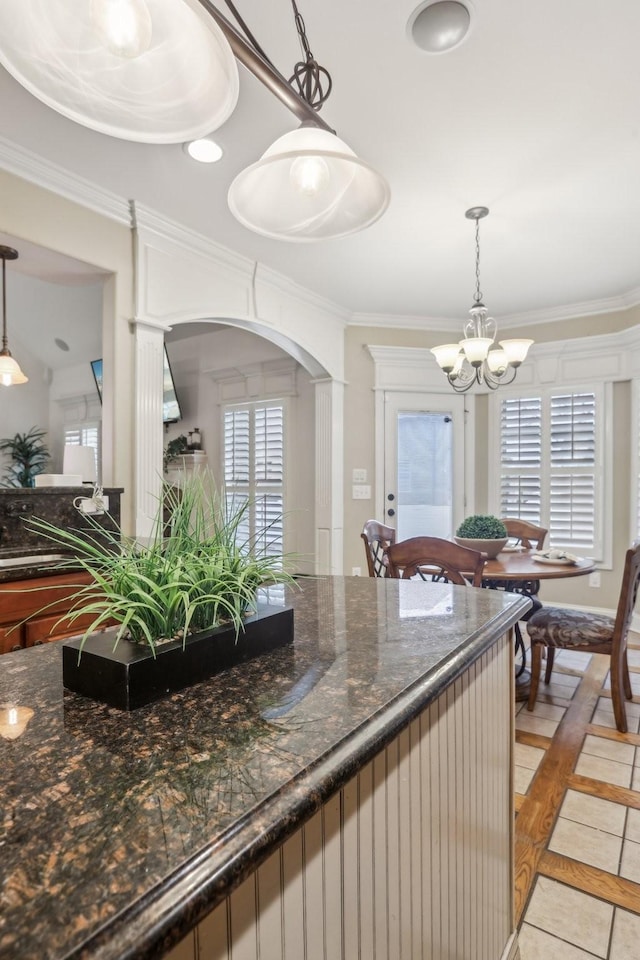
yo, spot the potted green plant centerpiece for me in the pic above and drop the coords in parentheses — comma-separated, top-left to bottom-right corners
(26, 475, 297, 710)
(454, 514, 508, 559)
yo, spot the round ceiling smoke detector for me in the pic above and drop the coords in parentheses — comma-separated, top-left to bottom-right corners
(408, 1, 472, 54)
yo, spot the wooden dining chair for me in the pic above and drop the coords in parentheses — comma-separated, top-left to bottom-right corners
(500, 518, 548, 551)
(385, 536, 485, 587)
(527, 540, 640, 732)
(361, 520, 396, 578)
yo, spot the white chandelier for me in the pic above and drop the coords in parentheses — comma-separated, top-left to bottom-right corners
(431, 207, 533, 392)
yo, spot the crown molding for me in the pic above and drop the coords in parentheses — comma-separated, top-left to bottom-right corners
(0, 134, 130, 225)
(351, 287, 640, 332)
(502, 287, 640, 327)
(350, 312, 454, 331)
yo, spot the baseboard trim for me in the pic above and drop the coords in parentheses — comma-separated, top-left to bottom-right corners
(501, 931, 521, 960)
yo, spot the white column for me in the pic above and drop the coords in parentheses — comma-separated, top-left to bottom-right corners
(133, 320, 165, 540)
(314, 377, 344, 575)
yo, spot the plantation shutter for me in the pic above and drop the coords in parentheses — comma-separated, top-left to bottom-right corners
(223, 401, 285, 561)
(549, 392, 596, 550)
(496, 388, 601, 557)
(499, 396, 542, 523)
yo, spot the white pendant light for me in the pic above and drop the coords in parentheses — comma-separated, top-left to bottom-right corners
(0, 246, 28, 387)
(228, 125, 390, 242)
(431, 207, 533, 392)
(0, 0, 239, 143)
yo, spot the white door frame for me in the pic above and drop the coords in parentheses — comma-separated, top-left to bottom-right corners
(383, 392, 466, 539)
(367, 346, 476, 530)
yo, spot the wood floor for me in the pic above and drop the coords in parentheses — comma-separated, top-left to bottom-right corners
(515, 638, 640, 958)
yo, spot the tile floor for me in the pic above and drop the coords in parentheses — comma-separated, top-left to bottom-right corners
(516, 641, 640, 960)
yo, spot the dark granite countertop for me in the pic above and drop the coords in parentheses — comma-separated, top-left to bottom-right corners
(0, 488, 124, 495)
(0, 576, 528, 960)
(0, 548, 82, 584)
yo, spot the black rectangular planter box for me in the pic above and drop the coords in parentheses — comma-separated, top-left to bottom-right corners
(62, 604, 294, 711)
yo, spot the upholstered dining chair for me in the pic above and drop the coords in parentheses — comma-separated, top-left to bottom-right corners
(385, 536, 485, 587)
(361, 520, 396, 578)
(500, 518, 548, 551)
(527, 540, 640, 733)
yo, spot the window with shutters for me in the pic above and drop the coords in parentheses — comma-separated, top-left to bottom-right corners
(223, 400, 285, 562)
(493, 387, 607, 560)
(63, 422, 101, 481)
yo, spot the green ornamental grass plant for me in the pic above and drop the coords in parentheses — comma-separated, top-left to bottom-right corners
(26, 475, 296, 655)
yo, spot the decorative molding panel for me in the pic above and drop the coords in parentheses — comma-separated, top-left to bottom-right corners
(368, 324, 640, 396)
(212, 360, 299, 403)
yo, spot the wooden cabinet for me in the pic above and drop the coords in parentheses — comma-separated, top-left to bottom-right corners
(0, 571, 95, 653)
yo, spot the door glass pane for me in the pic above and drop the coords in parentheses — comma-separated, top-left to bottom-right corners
(396, 411, 453, 541)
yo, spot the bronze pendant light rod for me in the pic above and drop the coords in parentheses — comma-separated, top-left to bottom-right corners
(0, 245, 18, 355)
(194, 0, 335, 133)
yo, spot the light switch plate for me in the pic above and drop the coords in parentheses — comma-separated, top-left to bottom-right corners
(352, 468, 367, 483)
(352, 484, 371, 500)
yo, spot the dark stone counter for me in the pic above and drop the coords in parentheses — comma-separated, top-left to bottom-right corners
(0, 576, 528, 960)
(0, 488, 123, 582)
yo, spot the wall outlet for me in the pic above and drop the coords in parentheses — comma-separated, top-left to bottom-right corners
(589, 571, 601, 588)
(352, 484, 371, 500)
(77, 494, 108, 515)
(351, 566, 361, 577)
(352, 468, 367, 483)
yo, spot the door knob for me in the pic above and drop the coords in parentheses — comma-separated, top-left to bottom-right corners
(387, 508, 395, 517)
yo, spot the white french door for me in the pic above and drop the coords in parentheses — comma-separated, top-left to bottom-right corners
(383, 393, 466, 541)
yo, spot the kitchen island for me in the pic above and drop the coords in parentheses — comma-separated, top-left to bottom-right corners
(0, 576, 529, 960)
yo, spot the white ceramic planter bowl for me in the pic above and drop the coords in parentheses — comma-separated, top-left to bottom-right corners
(454, 536, 508, 560)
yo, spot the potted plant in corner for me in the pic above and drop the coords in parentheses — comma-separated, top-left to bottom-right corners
(0, 426, 49, 487)
(26, 474, 297, 710)
(454, 514, 508, 559)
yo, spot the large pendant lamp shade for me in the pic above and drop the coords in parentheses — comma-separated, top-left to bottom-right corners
(0, 0, 239, 143)
(228, 126, 391, 242)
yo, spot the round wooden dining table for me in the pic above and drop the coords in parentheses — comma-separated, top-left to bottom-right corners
(477, 548, 595, 698)
(481, 548, 595, 583)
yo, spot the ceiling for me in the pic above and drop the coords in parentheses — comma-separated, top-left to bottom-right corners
(1, 0, 639, 326)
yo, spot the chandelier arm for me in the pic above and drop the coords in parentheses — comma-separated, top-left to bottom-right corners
(195, 1, 335, 132)
(220, 0, 274, 66)
(448, 373, 476, 393)
(482, 364, 519, 390)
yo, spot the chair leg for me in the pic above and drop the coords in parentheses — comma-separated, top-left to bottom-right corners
(610, 654, 629, 734)
(527, 643, 543, 712)
(544, 646, 555, 685)
(622, 648, 633, 700)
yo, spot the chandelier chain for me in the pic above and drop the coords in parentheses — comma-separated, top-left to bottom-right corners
(474, 217, 483, 305)
(288, 0, 332, 111)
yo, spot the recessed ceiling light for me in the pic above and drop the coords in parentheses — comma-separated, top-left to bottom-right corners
(184, 138, 224, 163)
(408, 1, 472, 54)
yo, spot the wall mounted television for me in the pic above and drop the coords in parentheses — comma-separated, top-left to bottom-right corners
(91, 348, 182, 424)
